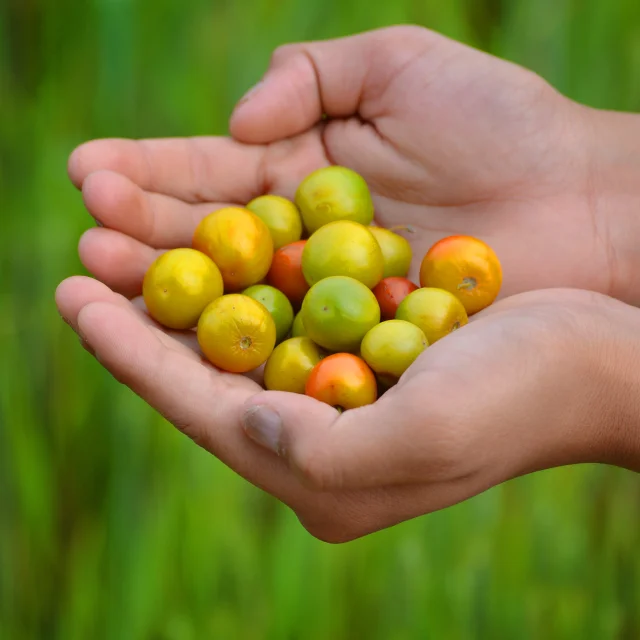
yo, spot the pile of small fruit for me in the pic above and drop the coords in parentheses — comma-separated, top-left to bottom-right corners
(142, 166, 502, 411)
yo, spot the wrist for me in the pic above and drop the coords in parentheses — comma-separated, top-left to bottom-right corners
(590, 303, 640, 472)
(582, 105, 640, 305)
(518, 297, 640, 476)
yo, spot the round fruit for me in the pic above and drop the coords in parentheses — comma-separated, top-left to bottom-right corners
(302, 276, 380, 353)
(246, 195, 303, 250)
(419, 235, 502, 315)
(291, 311, 307, 338)
(396, 287, 468, 344)
(301, 221, 384, 289)
(361, 320, 427, 382)
(369, 227, 412, 278)
(197, 294, 276, 373)
(306, 353, 377, 410)
(242, 284, 294, 344)
(264, 337, 324, 394)
(295, 166, 374, 234)
(142, 248, 223, 330)
(372, 277, 419, 321)
(192, 207, 273, 291)
(267, 240, 309, 307)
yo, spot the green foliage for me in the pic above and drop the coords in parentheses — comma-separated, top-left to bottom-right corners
(1, 0, 640, 637)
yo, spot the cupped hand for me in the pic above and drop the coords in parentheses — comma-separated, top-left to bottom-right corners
(58, 25, 639, 542)
(68, 25, 618, 303)
(56, 277, 639, 542)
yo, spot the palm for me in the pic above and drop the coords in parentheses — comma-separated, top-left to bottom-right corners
(57, 271, 611, 542)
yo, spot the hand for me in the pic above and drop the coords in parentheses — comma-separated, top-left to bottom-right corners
(56, 279, 640, 542)
(67, 26, 637, 304)
(58, 25, 640, 542)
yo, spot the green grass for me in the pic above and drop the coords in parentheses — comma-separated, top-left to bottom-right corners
(2, 0, 640, 638)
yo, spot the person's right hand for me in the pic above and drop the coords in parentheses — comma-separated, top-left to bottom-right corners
(56, 277, 640, 544)
(68, 26, 640, 309)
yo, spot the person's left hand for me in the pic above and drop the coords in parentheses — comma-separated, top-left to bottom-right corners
(56, 279, 639, 542)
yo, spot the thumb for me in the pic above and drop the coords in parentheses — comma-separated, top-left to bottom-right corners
(240, 383, 448, 491)
(229, 26, 436, 144)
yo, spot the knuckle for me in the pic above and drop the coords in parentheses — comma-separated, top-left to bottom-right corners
(371, 24, 437, 54)
(289, 442, 342, 492)
(382, 24, 430, 43)
(270, 43, 300, 66)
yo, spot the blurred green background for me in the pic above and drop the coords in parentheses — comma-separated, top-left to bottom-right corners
(2, 0, 640, 638)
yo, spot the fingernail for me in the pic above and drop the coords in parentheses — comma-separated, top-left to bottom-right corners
(236, 80, 264, 107)
(242, 405, 282, 454)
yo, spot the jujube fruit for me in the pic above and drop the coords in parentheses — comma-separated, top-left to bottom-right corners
(361, 320, 428, 384)
(420, 235, 502, 315)
(192, 207, 273, 291)
(372, 276, 419, 321)
(369, 226, 412, 278)
(396, 287, 468, 344)
(242, 284, 294, 344)
(264, 337, 324, 394)
(246, 195, 303, 250)
(301, 220, 384, 289)
(267, 240, 309, 307)
(301, 276, 380, 353)
(295, 166, 374, 234)
(143, 248, 223, 330)
(197, 294, 276, 373)
(305, 353, 377, 410)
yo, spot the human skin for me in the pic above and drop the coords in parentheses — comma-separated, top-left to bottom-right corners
(57, 26, 640, 542)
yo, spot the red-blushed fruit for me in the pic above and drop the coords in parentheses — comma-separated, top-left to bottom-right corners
(419, 235, 502, 315)
(305, 353, 377, 411)
(267, 240, 310, 308)
(372, 277, 419, 321)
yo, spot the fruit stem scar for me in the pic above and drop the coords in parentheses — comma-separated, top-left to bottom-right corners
(452, 321, 461, 331)
(335, 406, 344, 414)
(457, 277, 477, 291)
(240, 336, 252, 350)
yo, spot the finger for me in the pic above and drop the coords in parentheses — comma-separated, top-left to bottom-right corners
(82, 170, 223, 248)
(68, 137, 266, 204)
(78, 228, 161, 298)
(55, 276, 202, 356)
(74, 300, 328, 498)
(56, 276, 152, 330)
(241, 373, 462, 492)
(230, 26, 437, 144)
(76, 129, 328, 251)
